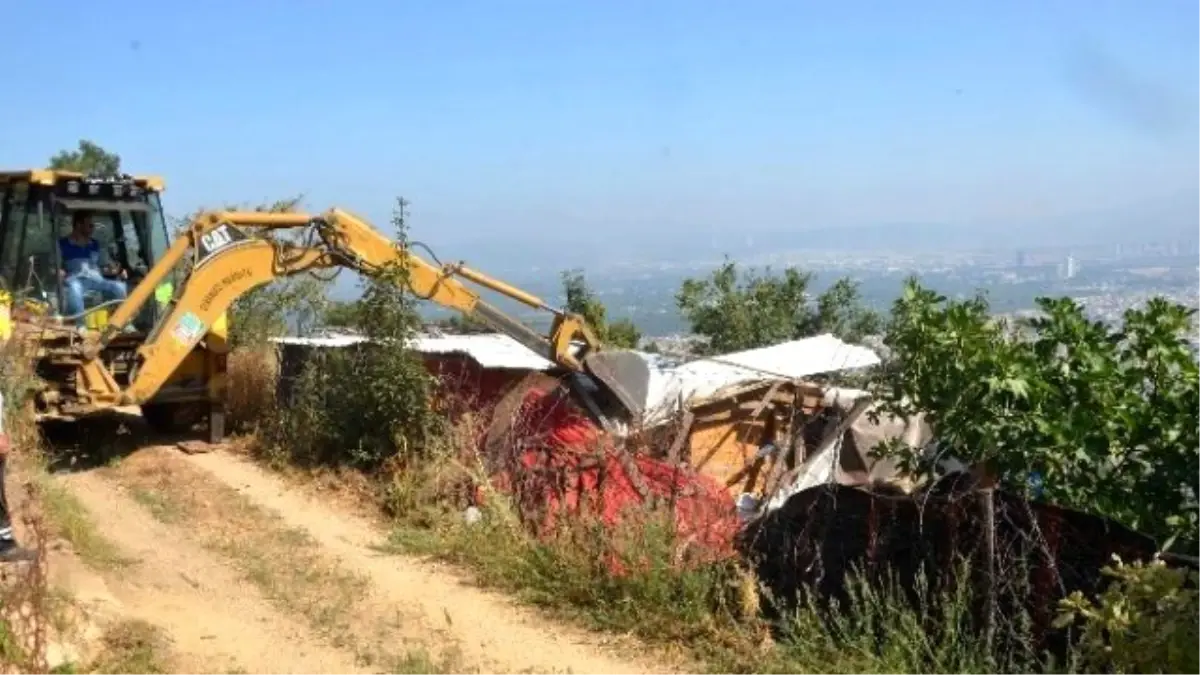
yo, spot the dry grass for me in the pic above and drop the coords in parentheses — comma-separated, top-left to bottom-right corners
(85, 619, 171, 674)
(26, 476, 133, 573)
(224, 347, 279, 434)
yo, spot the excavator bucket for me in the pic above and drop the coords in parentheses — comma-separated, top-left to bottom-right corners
(582, 349, 654, 422)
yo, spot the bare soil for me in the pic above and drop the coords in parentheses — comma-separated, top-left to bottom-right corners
(13, 431, 675, 674)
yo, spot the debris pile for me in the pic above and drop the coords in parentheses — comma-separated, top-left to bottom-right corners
(480, 372, 741, 574)
(271, 331, 891, 570)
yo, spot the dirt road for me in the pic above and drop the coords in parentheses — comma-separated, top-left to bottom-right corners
(23, 437, 675, 674)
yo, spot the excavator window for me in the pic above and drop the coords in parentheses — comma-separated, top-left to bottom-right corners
(0, 181, 32, 289)
(0, 175, 173, 328)
(0, 180, 54, 302)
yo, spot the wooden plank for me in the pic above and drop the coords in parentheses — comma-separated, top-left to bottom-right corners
(762, 432, 801, 499)
(665, 410, 695, 466)
(763, 395, 874, 506)
(723, 454, 766, 489)
(693, 380, 784, 472)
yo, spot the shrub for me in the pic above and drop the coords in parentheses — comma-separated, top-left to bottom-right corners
(875, 280, 1200, 549)
(257, 197, 441, 472)
(1056, 556, 1199, 674)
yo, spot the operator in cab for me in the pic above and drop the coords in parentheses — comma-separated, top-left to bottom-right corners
(58, 210, 129, 327)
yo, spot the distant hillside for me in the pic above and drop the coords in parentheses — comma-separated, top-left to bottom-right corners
(752, 188, 1200, 253)
(416, 188, 1200, 273)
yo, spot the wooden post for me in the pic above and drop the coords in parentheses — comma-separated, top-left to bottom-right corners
(979, 488, 997, 650)
(763, 394, 874, 510)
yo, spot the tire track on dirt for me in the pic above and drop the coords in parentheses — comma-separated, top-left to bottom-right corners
(175, 447, 675, 675)
(53, 469, 370, 674)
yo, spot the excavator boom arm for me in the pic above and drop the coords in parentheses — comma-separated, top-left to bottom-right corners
(106, 208, 645, 418)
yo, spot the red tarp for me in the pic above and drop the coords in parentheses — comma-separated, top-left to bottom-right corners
(482, 377, 740, 574)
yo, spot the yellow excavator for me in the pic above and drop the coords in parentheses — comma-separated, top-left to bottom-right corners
(0, 169, 652, 441)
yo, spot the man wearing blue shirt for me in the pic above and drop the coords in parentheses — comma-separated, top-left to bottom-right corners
(58, 210, 128, 327)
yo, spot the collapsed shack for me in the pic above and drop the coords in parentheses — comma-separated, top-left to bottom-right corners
(270, 330, 886, 562)
(273, 330, 889, 511)
(628, 335, 885, 503)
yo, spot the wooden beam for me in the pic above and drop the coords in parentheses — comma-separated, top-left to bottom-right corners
(665, 410, 695, 466)
(693, 380, 784, 472)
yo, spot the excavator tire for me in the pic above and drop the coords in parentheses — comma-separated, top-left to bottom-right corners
(140, 402, 206, 436)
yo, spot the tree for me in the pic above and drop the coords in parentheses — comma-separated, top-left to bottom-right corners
(605, 317, 642, 349)
(270, 197, 439, 470)
(322, 300, 364, 329)
(873, 277, 1199, 548)
(675, 259, 882, 355)
(561, 269, 641, 349)
(800, 277, 884, 342)
(48, 140, 122, 175)
(432, 313, 491, 334)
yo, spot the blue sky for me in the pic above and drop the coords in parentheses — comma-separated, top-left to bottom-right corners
(2, 0, 1197, 253)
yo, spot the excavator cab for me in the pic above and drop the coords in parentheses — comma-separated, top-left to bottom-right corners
(0, 170, 174, 333)
(0, 169, 221, 435)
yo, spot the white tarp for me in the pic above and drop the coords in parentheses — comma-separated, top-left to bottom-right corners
(271, 331, 559, 371)
(638, 333, 881, 426)
(410, 333, 559, 371)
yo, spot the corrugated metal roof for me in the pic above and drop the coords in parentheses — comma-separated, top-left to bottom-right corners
(270, 331, 881, 424)
(409, 333, 556, 370)
(271, 332, 557, 371)
(639, 334, 881, 425)
(271, 332, 368, 348)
